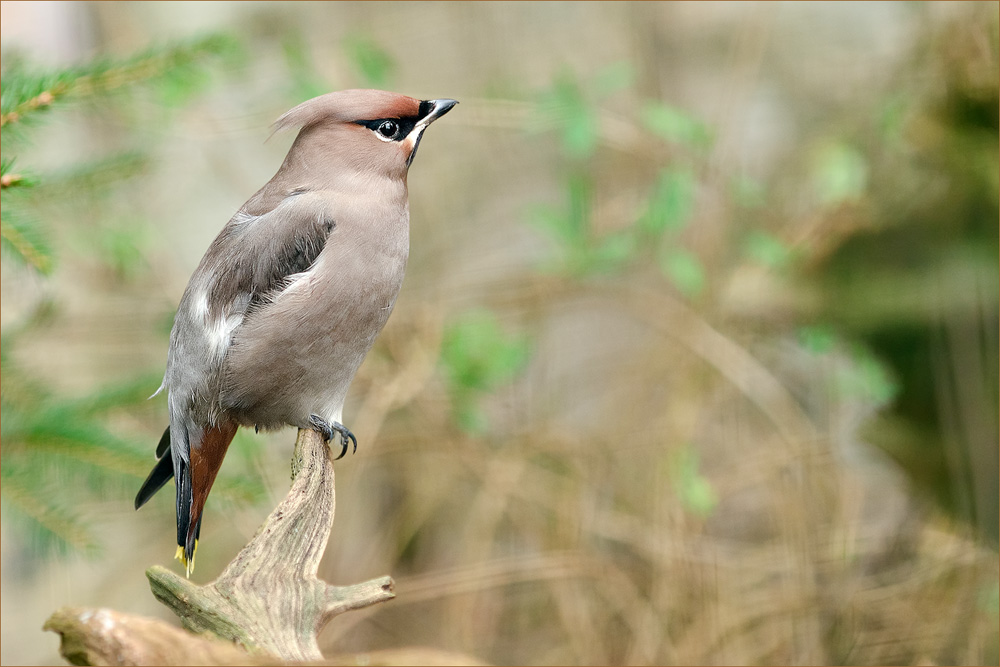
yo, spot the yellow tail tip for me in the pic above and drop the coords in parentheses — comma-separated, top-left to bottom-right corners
(174, 540, 198, 578)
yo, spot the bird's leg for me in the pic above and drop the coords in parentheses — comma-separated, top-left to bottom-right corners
(308, 414, 358, 460)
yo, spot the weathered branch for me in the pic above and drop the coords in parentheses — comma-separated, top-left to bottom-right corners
(44, 427, 395, 664)
(43, 607, 269, 666)
(145, 427, 395, 661)
(44, 608, 486, 666)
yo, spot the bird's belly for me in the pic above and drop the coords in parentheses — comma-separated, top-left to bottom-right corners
(218, 248, 406, 429)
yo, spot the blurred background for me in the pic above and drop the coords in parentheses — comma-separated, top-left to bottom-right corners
(1, 2, 997, 665)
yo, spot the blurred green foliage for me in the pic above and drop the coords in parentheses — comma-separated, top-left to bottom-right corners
(640, 168, 697, 237)
(811, 141, 868, 206)
(529, 172, 635, 277)
(808, 28, 999, 539)
(641, 102, 713, 150)
(537, 69, 597, 159)
(1, 35, 240, 274)
(440, 309, 531, 435)
(281, 31, 329, 102)
(521, 33, 997, 550)
(530, 65, 715, 296)
(0, 180, 52, 273)
(668, 444, 718, 518)
(0, 34, 264, 559)
(2, 350, 166, 556)
(743, 230, 794, 272)
(343, 34, 396, 89)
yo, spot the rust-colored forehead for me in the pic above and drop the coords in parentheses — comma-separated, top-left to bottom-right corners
(371, 94, 421, 119)
(275, 89, 421, 132)
(335, 89, 421, 119)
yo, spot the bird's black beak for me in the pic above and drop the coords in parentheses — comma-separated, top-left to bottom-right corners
(408, 99, 458, 167)
(420, 98, 458, 125)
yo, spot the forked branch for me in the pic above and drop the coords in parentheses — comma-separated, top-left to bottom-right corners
(46, 427, 394, 664)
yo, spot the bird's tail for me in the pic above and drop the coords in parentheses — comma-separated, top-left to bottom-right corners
(135, 427, 174, 510)
(134, 421, 238, 577)
(175, 420, 239, 576)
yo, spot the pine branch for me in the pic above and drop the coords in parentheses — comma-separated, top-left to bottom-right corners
(1, 473, 99, 555)
(0, 214, 52, 272)
(1, 173, 26, 188)
(0, 34, 237, 127)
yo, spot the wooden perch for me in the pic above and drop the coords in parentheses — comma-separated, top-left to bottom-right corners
(45, 427, 394, 665)
(43, 607, 270, 666)
(43, 609, 486, 666)
(147, 427, 395, 661)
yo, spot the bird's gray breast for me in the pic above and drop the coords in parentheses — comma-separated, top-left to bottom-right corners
(218, 196, 409, 429)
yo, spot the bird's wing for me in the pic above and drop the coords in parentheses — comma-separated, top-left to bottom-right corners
(138, 192, 337, 565)
(163, 190, 337, 421)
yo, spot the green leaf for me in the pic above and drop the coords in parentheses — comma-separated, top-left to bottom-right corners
(441, 310, 531, 393)
(798, 325, 838, 355)
(812, 142, 868, 205)
(660, 247, 704, 297)
(525, 173, 637, 277)
(837, 343, 899, 405)
(440, 310, 531, 433)
(540, 71, 599, 158)
(641, 168, 696, 236)
(563, 108, 599, 157)
(641, 102, 713, 148)
(528, 204, 572, 245)
(592, 232, 636, 269)
(743, 230, 792, 270)
(526, 173, 592, 250)
(668, 445, 718, 518)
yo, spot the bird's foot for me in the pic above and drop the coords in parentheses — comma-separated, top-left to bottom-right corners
(308, 414, 358, 460)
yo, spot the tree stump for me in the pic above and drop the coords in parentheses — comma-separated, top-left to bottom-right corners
(44, 427, 394, 665)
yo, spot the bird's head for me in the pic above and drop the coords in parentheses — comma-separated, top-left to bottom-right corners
(274, 89, 458, 184)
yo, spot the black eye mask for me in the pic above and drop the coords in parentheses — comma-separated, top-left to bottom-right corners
(354, 101, 437, 141)
(355, 117, 419, 141)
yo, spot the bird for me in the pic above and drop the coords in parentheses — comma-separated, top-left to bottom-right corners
(133, 90, 457, 576)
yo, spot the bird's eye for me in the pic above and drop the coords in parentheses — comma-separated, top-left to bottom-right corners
(377, 120, 399, 138)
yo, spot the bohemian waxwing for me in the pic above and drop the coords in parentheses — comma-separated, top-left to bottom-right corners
(134, 90, 457, 575)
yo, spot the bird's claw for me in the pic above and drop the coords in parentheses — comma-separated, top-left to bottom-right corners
(308, 414, 358, 460)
